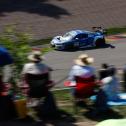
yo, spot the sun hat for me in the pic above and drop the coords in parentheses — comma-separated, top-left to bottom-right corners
(74, 54, 94, 66)
(27, 51, 44, 62)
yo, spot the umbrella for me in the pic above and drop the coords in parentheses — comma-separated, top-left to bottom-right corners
(0, 46, 13, 67)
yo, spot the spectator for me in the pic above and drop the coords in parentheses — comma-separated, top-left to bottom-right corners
(21, 51, 57, 121)
(21, 51, 53, 97)
(101, 67, 120, 101)
(66, 54, 97, 105)
(0, 46, 14, 94)
(94, 66, 121, 114)
(98, 63, 110, 80)
(0, 47, 17, 120)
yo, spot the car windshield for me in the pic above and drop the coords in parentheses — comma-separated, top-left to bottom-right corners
(62, 32, 74, 38)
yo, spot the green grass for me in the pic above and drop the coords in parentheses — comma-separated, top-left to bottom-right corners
(30, 37, 52, 46)
(52, 89, 88, 121)
(52, 88, 126, 122)
(106, 27, 126, 35)
(53, 88, 71, 101)
(30, 38, 53, 54)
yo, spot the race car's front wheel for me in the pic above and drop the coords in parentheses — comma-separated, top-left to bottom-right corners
(50, 44, 55, 48)
(95, 39, 106, 47)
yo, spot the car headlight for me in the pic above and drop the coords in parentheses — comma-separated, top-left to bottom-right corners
(51, 41, 54, 45)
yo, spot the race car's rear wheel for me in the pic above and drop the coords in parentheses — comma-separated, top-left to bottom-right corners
(95, 38, 106, 47)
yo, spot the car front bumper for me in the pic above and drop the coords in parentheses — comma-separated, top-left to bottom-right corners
(51, 43, 65, 50)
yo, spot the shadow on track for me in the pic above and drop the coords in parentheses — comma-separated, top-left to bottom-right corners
(0, 0, 70, 19)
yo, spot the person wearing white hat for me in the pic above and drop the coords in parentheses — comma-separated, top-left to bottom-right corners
(22, 51, 51, 75)
(21, 50, 54, 96)
(66, 54, 97, 100)
(68, 54, 95, 83)
(21, 51, 57, 121)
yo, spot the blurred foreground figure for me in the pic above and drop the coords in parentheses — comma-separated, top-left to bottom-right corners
(65, 54, 97, 107)
(100, 67, 120, 101)
(95, 66, 121, 113)
(98, 63, 110, 80)
(0, 46, 17, 120)
(21, 51, 57, 121)
(22, 51, 53, 98)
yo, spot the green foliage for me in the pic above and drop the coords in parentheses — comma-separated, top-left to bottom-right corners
(53, 88, 71, 101)
(0, 26, 32, 82)
(0, 25, 53, 88)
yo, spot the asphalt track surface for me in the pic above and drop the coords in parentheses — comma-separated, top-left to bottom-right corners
(44, 37, 126, 88)
(0, 0, 126, 39)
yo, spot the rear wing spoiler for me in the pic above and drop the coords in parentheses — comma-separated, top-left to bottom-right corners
(92, 27, 107, 35)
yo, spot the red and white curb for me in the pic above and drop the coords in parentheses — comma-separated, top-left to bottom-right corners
(106, 33, 126, 42)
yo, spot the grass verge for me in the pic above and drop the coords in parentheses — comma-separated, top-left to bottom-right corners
(106, 27, 126, 35)
(52, 88, 126, 122)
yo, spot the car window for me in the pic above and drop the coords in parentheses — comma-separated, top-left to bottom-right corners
(63, 32, 73, 38)
(63, 33, 70, 37)
(74, 34, 88, 39)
